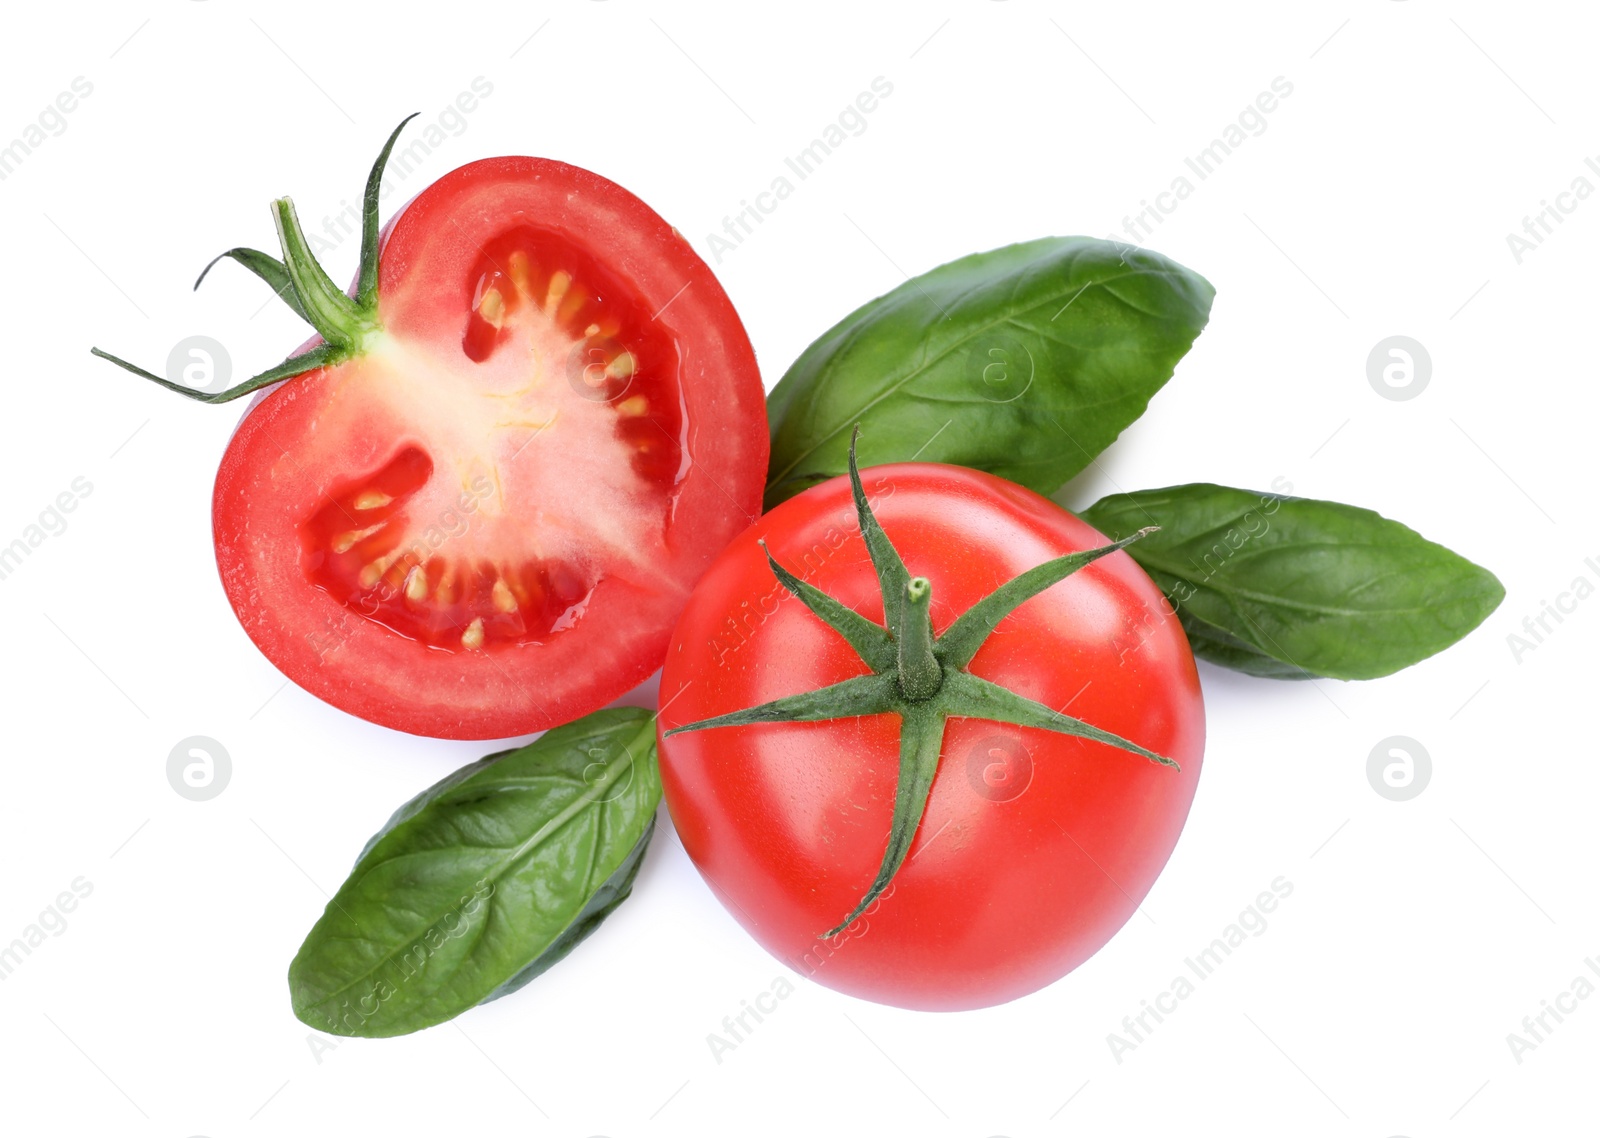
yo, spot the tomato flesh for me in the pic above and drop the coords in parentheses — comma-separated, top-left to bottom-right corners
(300, 443, 589, 651)
(657, 464, 1205, 1011)
(214, 157, 766, 739)
(458, 225, 685, 484)
(297, 223, 688, 655)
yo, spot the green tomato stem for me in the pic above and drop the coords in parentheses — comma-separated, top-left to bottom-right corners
(896, 576, 942, 702)
(271, 196, 377, 350)
(92, 117, 418, 405)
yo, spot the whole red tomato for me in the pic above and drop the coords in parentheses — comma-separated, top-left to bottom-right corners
(658, 460, 1204, 1010)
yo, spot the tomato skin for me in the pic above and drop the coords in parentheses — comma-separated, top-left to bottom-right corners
(657, 464, 1204, 1011)
(211, 157, 766, 739)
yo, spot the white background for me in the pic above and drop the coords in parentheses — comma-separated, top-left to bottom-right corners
(1, 2, 1594, 1135)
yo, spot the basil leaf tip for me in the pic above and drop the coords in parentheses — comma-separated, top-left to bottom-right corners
(1082, 484, 1504, 681)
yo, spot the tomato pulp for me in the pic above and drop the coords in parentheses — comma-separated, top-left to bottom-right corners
(213, 156, 767, 738)
(658, 463, 1204, 1010)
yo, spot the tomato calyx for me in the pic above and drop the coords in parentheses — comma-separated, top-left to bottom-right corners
(89, 114, 420, 403)
(665, 428, 1180, 937)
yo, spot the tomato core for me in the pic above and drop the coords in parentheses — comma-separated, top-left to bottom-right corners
(297, 224, 693, 655)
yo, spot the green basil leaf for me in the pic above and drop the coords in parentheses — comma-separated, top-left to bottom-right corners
(288, 707, 661, 1038)
(1080, 484, 1505, 681)
(764, 237, 1214, 508)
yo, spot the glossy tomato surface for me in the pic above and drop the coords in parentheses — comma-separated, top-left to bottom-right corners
(214, 157, 766, 738)
(658, 464, 1204, 1010)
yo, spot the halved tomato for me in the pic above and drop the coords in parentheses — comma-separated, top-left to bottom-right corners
(99, 123, 767, 738)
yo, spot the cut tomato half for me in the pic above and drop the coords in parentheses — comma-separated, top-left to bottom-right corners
(98, 123, 766, 738)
